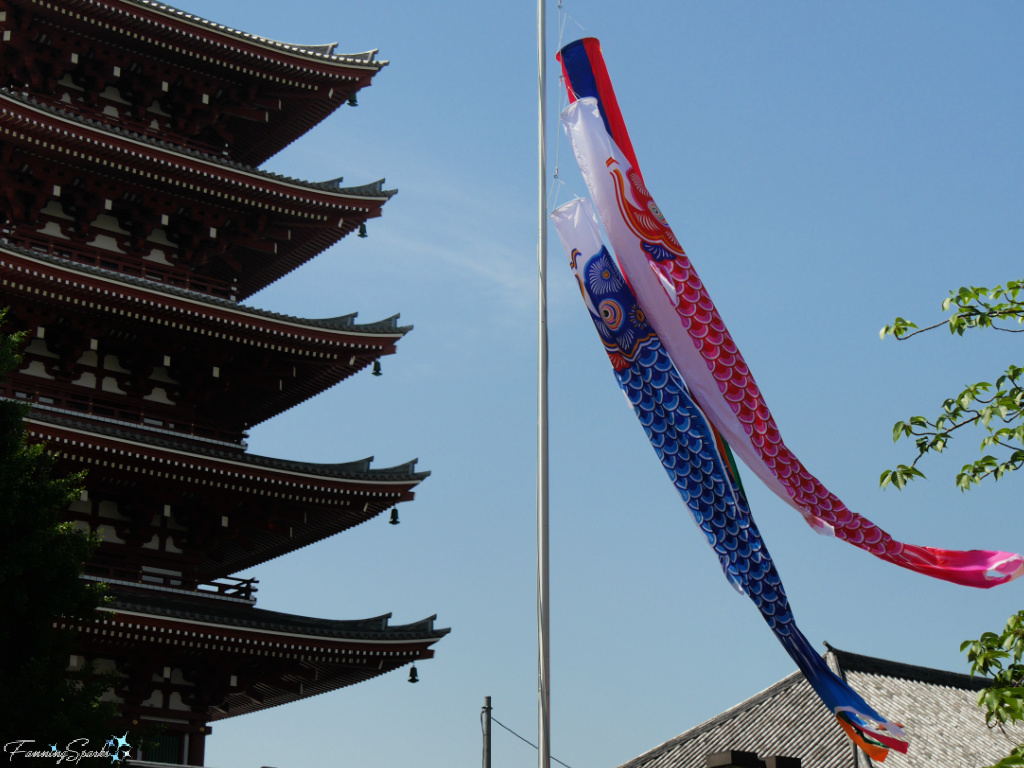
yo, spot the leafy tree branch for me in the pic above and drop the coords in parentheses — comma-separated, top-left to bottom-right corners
(881, 280, 1024, 340)
(878, 280, 1024, 767)
(878, 279, 1024, 491)
(963, 612, 1024, 768)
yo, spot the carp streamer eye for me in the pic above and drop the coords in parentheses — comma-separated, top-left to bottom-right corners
(599, 298, 624, 331)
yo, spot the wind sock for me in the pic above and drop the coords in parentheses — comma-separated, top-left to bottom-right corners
(552, 198, 908, 760)
(557, 37, 1023, 589)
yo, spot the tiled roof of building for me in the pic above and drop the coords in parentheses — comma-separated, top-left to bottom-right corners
(1, 238, 411, 336)
(28, 409, 429, 483)
(128, 0, 388, 67)
(617, 646, 1024, 768)
(0, 88, 397, 200)
(108, 588, 449, 642)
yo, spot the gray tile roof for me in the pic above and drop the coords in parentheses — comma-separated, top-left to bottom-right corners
(128, 0, 388, 67)
(108, 588, 449, 642)
(0, 88, 397, 200)
(618, 646, 1024, 768)
(28, 409, 429, 483)
(1, 238, 411, 336)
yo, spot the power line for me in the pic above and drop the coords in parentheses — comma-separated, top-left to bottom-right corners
(489, 716, 576, 768)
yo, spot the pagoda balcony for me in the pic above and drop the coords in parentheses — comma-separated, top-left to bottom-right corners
(82, 566, 260, 603)
(6, 230, 236, 301)
(15, 90, 232, 161)
(3, 383, 247, 448)
(2, 84, 230, 160)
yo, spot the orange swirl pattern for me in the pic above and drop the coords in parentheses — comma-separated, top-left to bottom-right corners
(609, 160, 684, 259)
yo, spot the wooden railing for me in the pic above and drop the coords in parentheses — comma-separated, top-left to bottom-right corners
(2, 229, 236, 300)
(84, 562, 259, 602)
(19, 90, 225, 159)
(201, 576, 259, 601)
(4, 381, 246, 446)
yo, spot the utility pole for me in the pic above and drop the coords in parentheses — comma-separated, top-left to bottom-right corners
(483, 696, 492, 768)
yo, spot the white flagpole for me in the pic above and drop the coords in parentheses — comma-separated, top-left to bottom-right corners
(536, 0, 551, 767)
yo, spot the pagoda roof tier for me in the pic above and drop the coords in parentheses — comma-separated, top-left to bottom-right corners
(26, 411, 428, 579)
(66, 586, 448, 721)
(0, 240, 408, 335)
(0, 242, 407, 435)
(1, 0, 387, 164)
(0, 88, 396, 298)
(28, 409, 428, 482)
(109, 587, 447, 644)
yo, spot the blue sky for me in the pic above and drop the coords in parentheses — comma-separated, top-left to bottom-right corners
(169, 2, 1024, 767)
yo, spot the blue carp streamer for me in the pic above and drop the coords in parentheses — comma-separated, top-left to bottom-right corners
(553, 199, 907, 759)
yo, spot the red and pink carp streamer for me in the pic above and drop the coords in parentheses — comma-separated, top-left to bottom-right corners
(558, 37, 1023, 589)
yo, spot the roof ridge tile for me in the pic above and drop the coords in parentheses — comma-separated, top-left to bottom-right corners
(124, 0, 389, 67)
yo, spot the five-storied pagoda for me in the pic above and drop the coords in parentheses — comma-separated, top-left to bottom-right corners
(0, 0, 447, 763)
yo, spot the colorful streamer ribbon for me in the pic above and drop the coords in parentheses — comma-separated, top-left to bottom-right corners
(557, 37, 1024, 590)
(552, 199, 907, 760)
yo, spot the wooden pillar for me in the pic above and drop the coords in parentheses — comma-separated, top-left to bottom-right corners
(187, 726, 207, 767)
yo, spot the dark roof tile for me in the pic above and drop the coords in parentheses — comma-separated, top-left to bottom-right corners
(129, 0, 389, 67)
(0, 88, 397, 199)
(28, 409, 430, 483)
(1, 239, 411, 336)
(108, 587, 449, 641)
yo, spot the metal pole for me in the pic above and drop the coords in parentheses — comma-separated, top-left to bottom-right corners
(483, 696, 492, 768)
(536, 1, 551, 768)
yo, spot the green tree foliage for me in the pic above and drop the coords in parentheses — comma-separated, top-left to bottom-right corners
(961, 613, 1024, 767)
(879, 280, 1024, 492)
(0, 310, 118, 744)
(879, 280, 1024, 767)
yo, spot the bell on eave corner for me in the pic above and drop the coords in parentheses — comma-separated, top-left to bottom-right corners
(348, 93, 358, 107)
(389, 507, 400, 525)
(358, 222, 368, 238)
(408, 665, 419, 684)
(372, 359, 382, 376)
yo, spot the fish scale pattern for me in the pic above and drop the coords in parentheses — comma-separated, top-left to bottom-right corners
(652, 254, 890, 549)
(569, 241, 906, 759)
(618, 342, 791, 628)
(647, 250, 1024, 582)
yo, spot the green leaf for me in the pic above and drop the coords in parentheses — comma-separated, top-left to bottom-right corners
(879, 465, 925, 490)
